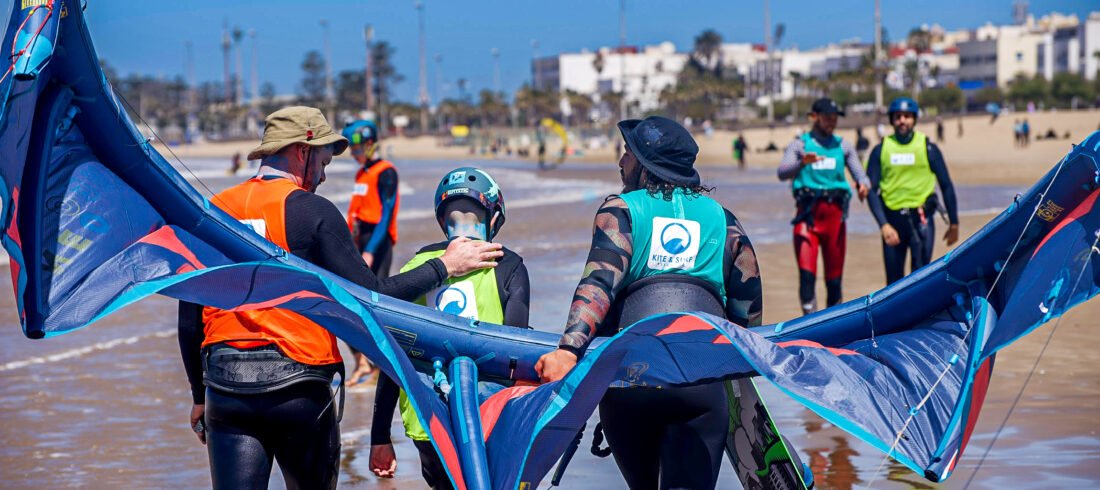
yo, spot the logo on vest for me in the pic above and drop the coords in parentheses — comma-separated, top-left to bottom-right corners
(811, 157, 837, 170)
(430, 280, 479, 320)
(649, 217, 700, 270)
(353, 183, 369, 196)
(239, 219, 268, 238)
(890, 153, 917, 166)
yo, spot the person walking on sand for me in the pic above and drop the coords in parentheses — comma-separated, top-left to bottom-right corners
(777, 98, 870, 315)
(342, 119, 400, 385)
(536, 116, 769, 489)
(733, 133, 748, 169)
(369, 167, 531, 489)
(866, 98, 959, 285)
(177, 106, 502, 489)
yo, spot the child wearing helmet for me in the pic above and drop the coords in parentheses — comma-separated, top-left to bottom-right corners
(866, 97, 960, 285)
(368, 167, 530, 489)
(342, 119, 401, 385)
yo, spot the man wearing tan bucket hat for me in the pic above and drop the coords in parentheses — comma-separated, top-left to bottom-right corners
(177, 106, 503, 488)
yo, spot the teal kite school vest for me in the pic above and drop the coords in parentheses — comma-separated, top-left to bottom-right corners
(621, 188, 727, 303)
(792, 133, 851, 194)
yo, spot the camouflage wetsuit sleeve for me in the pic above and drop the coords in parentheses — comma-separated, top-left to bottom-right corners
(556, 197, 765, 356)
(722, 209, 763, 327)
(557, 197, 633, 357)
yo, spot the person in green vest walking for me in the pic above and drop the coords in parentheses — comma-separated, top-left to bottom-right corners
(777, 98, 870, 315)
(535, 116, 776, 489)
(368, 167, 530, 489)
(867, 97, 959, 285)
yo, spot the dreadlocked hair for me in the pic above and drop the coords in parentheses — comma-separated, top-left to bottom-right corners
(641, 169, 714, 201)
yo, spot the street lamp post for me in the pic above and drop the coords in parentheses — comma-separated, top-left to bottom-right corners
(619, 0, 627, 120)
(364, 24, 374, 114)
(491, 47, 501, 94)
(320, 19, 335, 121)
(417, 1, 430, 134)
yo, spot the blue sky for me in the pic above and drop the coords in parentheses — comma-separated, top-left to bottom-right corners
(28, 0, 1097, 102)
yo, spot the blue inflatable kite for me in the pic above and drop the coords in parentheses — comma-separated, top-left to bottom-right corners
(2, 2, 1099, 489)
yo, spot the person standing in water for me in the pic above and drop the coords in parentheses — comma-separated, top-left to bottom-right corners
(777, 98, 870, 315)
(369, 167, 531, 489)
(536, 116, 764, 489)
(866, 97, 959, 285)
(177, 107, 502, 489)
(342, 119, 400, 385)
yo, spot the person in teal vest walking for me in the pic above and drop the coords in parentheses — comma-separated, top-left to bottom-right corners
(867, 97, 959, 285)
(777, 98, 870, 315)
(536, 116, 786, 489)
(368, 167, 530, 489)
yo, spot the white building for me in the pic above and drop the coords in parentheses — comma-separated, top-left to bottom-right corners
(531, 42, 688, 114)
(958, 11, 1100, 90)
(745, 43, 869, 102)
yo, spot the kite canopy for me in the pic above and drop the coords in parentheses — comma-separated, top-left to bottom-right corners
(2, 2, 1099, 488)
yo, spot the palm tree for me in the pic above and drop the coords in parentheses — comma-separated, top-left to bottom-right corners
(692, 29, 723, 73)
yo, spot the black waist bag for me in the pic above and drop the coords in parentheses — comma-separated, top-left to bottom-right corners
(203, 343, 340, 395)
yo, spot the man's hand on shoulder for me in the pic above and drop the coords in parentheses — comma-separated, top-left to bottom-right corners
(440, 237, 503, 277)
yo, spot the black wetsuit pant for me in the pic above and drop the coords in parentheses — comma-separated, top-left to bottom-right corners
(882, 206, 936, 285)
(599, 383, 729, 490)
(413, 439, 455, 490)
(205, 382, 340, 490)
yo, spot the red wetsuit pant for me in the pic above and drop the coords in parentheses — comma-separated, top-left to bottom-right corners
(793, 200, 846, 310)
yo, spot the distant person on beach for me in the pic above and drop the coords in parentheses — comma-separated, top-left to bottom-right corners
(935, 116, 945, 144)
(733, 133, 748, 169)
(855, 127, 870, 162)
(370, 167, 530, 488)
(866, 98, 959, 285)
(1022, 118, 1031, 147)
(536, 116, 767, 489)
(777, 98, 870, 315)
(227, 152, 242, 175)
(957, 117, 963, 138)
(177, 107, 501, 489)
(343, 119, 401, 385)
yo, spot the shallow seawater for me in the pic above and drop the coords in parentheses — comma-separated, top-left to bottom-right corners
(1, 156, 1090, 489)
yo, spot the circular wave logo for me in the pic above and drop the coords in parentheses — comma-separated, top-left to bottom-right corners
(660, 222, 692, 255)
(435, 286, 468, 316)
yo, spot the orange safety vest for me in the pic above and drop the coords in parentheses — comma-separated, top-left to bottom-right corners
(202, 177, 342, 366)
(347, 159, 400, 244)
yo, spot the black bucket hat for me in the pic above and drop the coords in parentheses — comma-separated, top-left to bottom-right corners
(617, 116, 700, 186)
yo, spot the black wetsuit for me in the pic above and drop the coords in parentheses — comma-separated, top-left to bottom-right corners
(370, 241, 530, 490)
(866, 136, 958, 284)
(557, 195, 763, 490)
(178, 184, 448, 489)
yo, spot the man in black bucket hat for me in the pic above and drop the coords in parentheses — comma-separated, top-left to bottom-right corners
(536, 116, 775, 489)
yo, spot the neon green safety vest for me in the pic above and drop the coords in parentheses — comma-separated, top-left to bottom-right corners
(396, 248, 504, 441)
(878, 131, 936, 210)
(792, 132, 851, 194)
(620, 188, 727, 303)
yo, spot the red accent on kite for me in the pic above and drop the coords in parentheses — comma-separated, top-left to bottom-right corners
(956, 356, 994, 469)
(231, 290, 328, 311)
(430, 415, 468, 490)
(656, 316, 714, 336)
(479, 385, 538, 440)
(712, 334, 732, 344)
(7, 186, 22, 292)
(777, 339, 860, 357)
(1033, 189, 1100, 259)
(138, 226, 207, 270)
